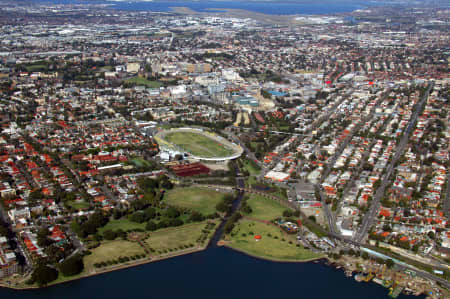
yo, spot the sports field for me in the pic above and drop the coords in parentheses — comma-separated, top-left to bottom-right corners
(164, 131, 234, 158)
(164, 187, 226, 215)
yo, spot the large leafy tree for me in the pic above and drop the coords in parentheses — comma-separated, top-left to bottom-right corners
(59, 255, 84, 276)
(32, 264, 58, 286)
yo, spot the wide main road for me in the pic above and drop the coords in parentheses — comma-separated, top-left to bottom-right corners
(353, 82, 434, 243)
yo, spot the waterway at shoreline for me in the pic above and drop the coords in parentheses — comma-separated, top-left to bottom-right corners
(0, 247, 423, 299)
(0, 244, 325, 291)
(0, 246, 207, 291)
(31, 0, 370, 15)
(207, 181, 245, 248)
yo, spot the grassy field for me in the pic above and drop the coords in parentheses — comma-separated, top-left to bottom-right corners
(84, 240, 146, 271)
(246, 176, 258, 188)
(130, 157, 153, 168)
(227, 220, 322, 261)
(125, 77, 162, 88)
(66, 200, 90, 210)
(164, 131, 234, 158)
(271, 185, 289, 200)
(302, 221, 328, 238)
(25, 64, 48, 72)
(245, 194, 288, 221)
(242, 159, 261, 175)
(145, 221, 216, 252)
(50, 270, 87, 286)
(164, 187, 226, 215)
(98, 218, 146, 234)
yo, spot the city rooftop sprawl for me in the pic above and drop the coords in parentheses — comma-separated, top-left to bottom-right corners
(0, 1, 449, 297)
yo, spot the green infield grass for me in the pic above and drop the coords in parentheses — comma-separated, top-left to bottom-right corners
(164, 131, 234, 158)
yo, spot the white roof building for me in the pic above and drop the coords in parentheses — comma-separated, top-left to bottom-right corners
(264, 171, 290, 182)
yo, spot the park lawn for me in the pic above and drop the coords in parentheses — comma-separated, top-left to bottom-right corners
(145, 221, 215, 251)
(130, 157, 153, 168)
(242, 159, 261, 175)
(246, 175, 258, 188)
(227, 220, 322, 261)
(66, 200, 90, 210)
(164, 187, 226, 215)
(245, 194, 288, 221)
(50, 270, 87, 285)
(125, 77, 162, 88)
(84, 240, 146, 271)
(98, 218, 146, 234)
(165, 131, 234, 158)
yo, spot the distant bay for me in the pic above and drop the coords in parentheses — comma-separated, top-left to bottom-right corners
(30, 0, 374, 15)
(0, 247, 423, 299)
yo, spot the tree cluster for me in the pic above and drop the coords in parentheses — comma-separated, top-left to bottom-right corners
(71, 210, 109, 238)
(223, 212, 242, 234)
(215, 194, 235, 214)
(59, 255, 84, 276)
(30, 262, 58, 287)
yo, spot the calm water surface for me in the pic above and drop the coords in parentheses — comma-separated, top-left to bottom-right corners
(32, 0, 372, 15)
(1, 247, 423, 299)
